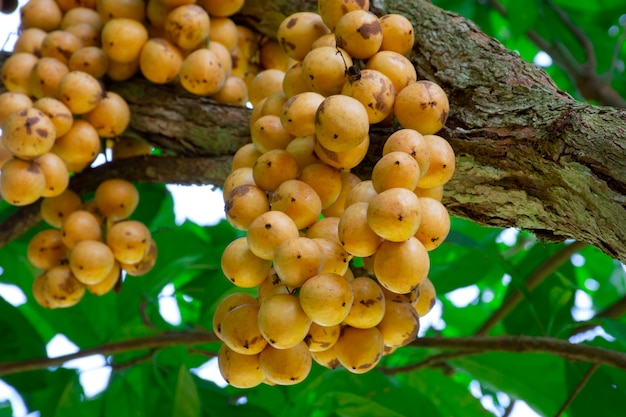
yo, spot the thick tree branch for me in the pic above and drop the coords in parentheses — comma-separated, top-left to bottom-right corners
(1, 0, 626, 263)
(1, 331, 624, 376)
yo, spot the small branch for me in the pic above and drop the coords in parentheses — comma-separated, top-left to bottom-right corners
(409, 335, 626, 371)
(475, 241, 587, 336)
(0, 155, 232, 249)
(110, 349, 156, 372)
(502, 400, 516, 417)
(380, 350, 476, 376)
(0, 330, 218, 376)
(553, 363, 599, 417)
(570, 294, 626, 337)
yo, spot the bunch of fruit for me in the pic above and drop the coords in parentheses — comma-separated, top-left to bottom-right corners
(216, 0, 455, 388)
(27, 179, 158, 308)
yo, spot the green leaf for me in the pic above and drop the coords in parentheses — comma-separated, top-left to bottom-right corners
(506, 0, 540, 38)
(0, 298, 46, 361)
(566, 363, 626, 417)
(0, 400, 12, 417)
(172, 364, 201, 417)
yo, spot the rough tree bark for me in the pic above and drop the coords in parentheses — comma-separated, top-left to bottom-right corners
(0, 0, 625, 263)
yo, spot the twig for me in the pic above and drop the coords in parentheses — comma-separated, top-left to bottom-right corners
(110, 349, 156, 372)
(502, 400, 516, 417)
(475, 241, 587, 336)
(409, 335, 626, 371)
(570, 294, 626, 337)
(379, 350, 476, 376)
(553, 363, 599, 417)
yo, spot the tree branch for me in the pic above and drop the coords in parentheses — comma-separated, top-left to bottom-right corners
(475, 240, 587, 336)
(1, 331, 624, 376)
(553, 363, 598, 417)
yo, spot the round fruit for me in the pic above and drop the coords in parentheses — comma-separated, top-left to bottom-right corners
(365, 50, 416, 94)
(220, 304, 267, 355)
(338, 202, 384, 257)
(246, 210, 300, 261)
(379, 14, 415, 56)
(12, 28, 46, 55)
(69, 239, 115, 285)
(383, 129, 430, 177)
(139, 38, 183, 84)
(34, 152, 70, 197)
(20, 0, 63, 32)
(179, 48, 226, 96)
(32, 97, 74, 138)
(86, 260, 121, 295)
(305, 216, 340, 243)
(1, 107, 56, 160)
(200, 0, 244, 17)
(415, 197, 451, 251)
(52, 119, 101, 165)
(94, 178, 139, 220)
(211, 75, 248, 105)
(315, 95, 369, 152)
(277, 12, 330, 61)
(224, 184, 270, 231)
(0, 93, 32, 125)
(101, 18, 149, 63)
(298, 163, 342, 209)
(271, 179, 322, 229)
(40, 30, 83, 65)
(83, 91, 131, 137)
(333, 326, 384, 374)
(250, 115, 293, 153)
(299, 272, 353, 326)
(367, 188, 421, 242)
(371, 151, 421, 193)
(28, 57, 69, 99)
(313, 237, 352, 276)
(344, 179, 377, 207)
(58, 70, 104, 115)
(259, 341, 312, 385)
(120, 239, 158, 276)
(342, 277, 386, 329)
(252, 149, 299, 192)
(317, 0, 370, 30)
(304, 322, 340, 352)
(231, 143, 261, 170)
(218, 344, 264, 389)
(1, 52, 38, 95)
(414, 277, 437, 316)
(212, 293, 258, 340)
(247, 69, 285, 107)
(377, 299, 420, 347)
(60, 210, 102, 248)
(279, 92, 325, 137)
(335, 10, 382, 60)
(302, 46, 352, 97)
(311, 347, 340, 370)
(394, 80, 449, 135)
(40, 189, 82, 228)
(417, 134, 456, 188)
(106, 220, 152, 265)
(374, 237, 430, 294)
(165, 4, 210, 51)
(43, 264, 85, 308)
(322, 171, 361, 218)
(27, 229, 68, 270)
(0, 158, 46, 206)
(272, 236, 324, 287)
(221, 237, 272, 288)
(258, 293, 311, 349)
(340, 69, 395, 124)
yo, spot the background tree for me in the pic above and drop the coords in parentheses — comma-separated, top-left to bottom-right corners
(0, 0, 625, 416)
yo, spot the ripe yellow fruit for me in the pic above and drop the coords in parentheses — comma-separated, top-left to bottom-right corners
(248, 69, 285, 107)
(335, 10, 383, 60)
(40, 30, 84, 65)
(258, 293, 311, 349)
(106, 220, 152, 265)
(252, 149, 299, 192)
(200, 0, 244, 17)
(367, 187, 422, 242)
(212, 293, 258, 340)
(1, 52, 39, 95)
(250, 115, 293, 153)
(12, 28, 47, 56)
(379, 14, 415, 56)
(1, 107, 56, 160)
(341, 69, 395, 124)
(338, 202, 384, 257)
(220, 304, 267, 355)
(139, 38, 184, 84)
(322, 171, 361, 217)
(60, 7, 103, 31)
(371, 151, 421, 193)
(68, 47, 109, 79)
(315, 95, 369, 152)
(43, 264, 85, 308)
(224, 184, 270, 231)
(311, 347, 340, 369)
(282, 62, 309, 98)
(272, 236, 324, 287)
(305, 216, 340, 243)
(69, 239, 115, 285)
(417, 134, 456, 188)
(94, 178, 139, 220)
(64, 23, 101, 48)
(20, 0, 63, 32)
(52, 119, 101, 166)
(366, 50, 416, 94)
(86, 260, 121, 295)
(209, 17, 238, 51)
(57, 70, 104, 115)
(27, 229, 68, 270)
(414, 277, 437, 316)
(83, 91, 130, 137)
(111, 136, 153, 160)
(304, 322, 340, 352)
(383, 128, 430, 178)
(333, 326, 384, 374)
(221, 237, 272, 288)
(28, 57, 69, 99)
(97, 0, 145, 22)
(285, 135, 320, 172)
(394, 80, 450, 135)
(32, 273, 52, 308)
(271, 179, 322, 229)
(34, 152, 70, 197)
(40, 189, 82, 228)
(60, 209, 102, 248)
(317, 0, 370, 31)
(414, 185, 444, 201)
(298, 163, 342, 209)
(299, 272, 353, 326)
(415, 197, 451, 251)
(302, 46, 352, 97)
(106, 57, 139, 81)
(260, 39, 294, 72)
(374, 237, 430, 294)
(343, 277, 386, 329)
(165, 4, 210, 51)
(277, 12, 330, 61)
(33, 97, 74, 138)
(218, 344, 264, 389)
(179, 48, 226, 96)
(246, 210, 300, 261)
(231, 143, 262, 171)
(0, 92, 32, 125)
(101, 18, 149, 63)
(344, 179, 377, 207)
(313, 237, 352, 276)
(279, 92, 325, 137)
(260, 341, 312, 385)
(222, 166, 255, 199)
(0, 158, 46, 206)
(377, 299, 420, 347)
(120, 239, 158, 277)
(211, 75, 248, 105)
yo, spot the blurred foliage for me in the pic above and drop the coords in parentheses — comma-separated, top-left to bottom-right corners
(0, 1, 625, 417)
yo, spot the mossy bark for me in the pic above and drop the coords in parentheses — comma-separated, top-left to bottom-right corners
(1, 0, 625, 262)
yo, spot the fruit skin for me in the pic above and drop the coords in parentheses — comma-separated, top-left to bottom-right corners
(259, 341, 312, 385)
(1, 107, 56, 160)
(0, 158, 46, 206)
(394, 80, 450, 135)
(258, 293, 312, 349)
(299, 272, 354, 326)
(333, 326, 384, 374)
(218, 344, 264, 389)
(315, 95, 369, 152)
(374, 237, 430, 294)
(69, 239, 115, 285)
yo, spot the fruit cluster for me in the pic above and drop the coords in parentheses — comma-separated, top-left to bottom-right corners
(216, 0, 455, 388)
(28, 179, 157, 308)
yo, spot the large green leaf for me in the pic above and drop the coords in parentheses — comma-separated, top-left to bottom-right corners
(566, 362, 626, 417)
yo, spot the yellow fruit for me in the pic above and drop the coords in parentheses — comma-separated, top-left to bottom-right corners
(69, 239, 116, 285)
(213, 293, 258, 340)
(165, 4, 210, 51)
(86, 261, 121, 295)
(374, 237, 430, 294)
(211, 76, 248, 105)
(40, 189, 82, 228)
(367, 187, 421, 242)
(0, 158, 46, 206)
(271, 179, 322, 229)
(248, 69, 285, 107)
(34, 152, 70, 197)
(377, 299, 420, 347)
(338, 202, 384, 257)
(57, 70, 104, 115)
(383, 128, 430, 178)
(220, 304, 267, 355)
(222, 166, 255, 199)
(40, 30, 83, 65)
(83, 91, 130, 137)
(179, 48, 226, 96)
(258, 293, 311, 349)
(340, 69, 395, 124)
(252, 149, 299, 192)
(414, 277, 437, 316)
(52, 119, 101, 165)
(28, 57, 69, 99)
(298, 163, 342, 209)
(343, 277, 386, 329)
(314, 132, 370, 171)
(120, 239, 158, 277)
(94, 178, 139, 220)
(315, 95, 369, 152)
(322, 171, 361, 217)
(1, 107, 56, 160)
(200, 0, 244, 17)
(311, 347, 341, 369)
(12, 28, 47, 56)
(371, 151, 421, 193)
(333, 326, 383, 374)
(1, 52, 39, 95)
(417, 134, 456, 189)
(299, 272, 353, 326)
(97, 0, 145, 22)
(209, 17, 238, 51)
(394, 80, 450, 135)
(260, 39, 294, 72)
(250, 115, 293, 153)
(415, 197, 451, 251)
(259, 342, 312, 385)
(218, 344, 264, 389)
(317, 0, 370, 31)
(32, 97, 74, 138)
(0, 92, 32, 125)
(20, 0, 63, 32)
(285, 135, 320, 171)
(272, 236, 324, 287)
(302, 46, 352, 97)
(305, 216, 340, 243)
(279, 91, 325, 137)
(344, 179, 377, 207)
(101, 18, 148, 63)
(43, 264, 85, 308)
(277, 12, 330, 61)
(224, 184, 270, 231)
(379, 14, 415, 56)
(366, 50, 416, 94)
(304, 322, 340, 352)
(139, 38, 184, 84)
(231, 143, 261, 171)
(221, 237, 272, 288)
(246, 210, 300, 261)
(27, 229, 68, 270)
(313, 237, 352, 276)
(106, 220, 152, 264)
(335, 10, 382, 60)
